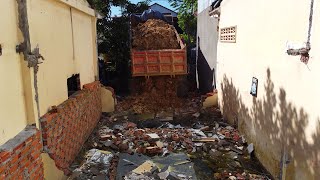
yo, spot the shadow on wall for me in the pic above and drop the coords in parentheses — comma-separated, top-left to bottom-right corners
(220, 68, 320, 179)
(197, 45, 215, 94)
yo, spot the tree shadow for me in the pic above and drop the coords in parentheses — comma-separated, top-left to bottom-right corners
(197, 37, 215, 94)
(220, 68, 320, 179)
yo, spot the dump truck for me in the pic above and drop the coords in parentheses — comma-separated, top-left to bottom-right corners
(130, 12, 187, 77)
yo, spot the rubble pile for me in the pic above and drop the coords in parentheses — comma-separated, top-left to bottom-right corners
(68, 98, 272, 180)
(69, 149, 113, 180)
(132, 19, 181, 50)
(117, 153, 197, 180)
(95, 120, 247, 157)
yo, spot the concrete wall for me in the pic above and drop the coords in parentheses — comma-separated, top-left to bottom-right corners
(28, 0, 96, 117)
(0, 0, 29, 145)
(101, 86, 116, 113)
(196, 6, 219, 93)
(0, 0, 99, 179)
(217, 0, 320, 179)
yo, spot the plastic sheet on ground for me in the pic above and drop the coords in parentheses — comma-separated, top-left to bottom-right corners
(116, 153, 197, 180)
(69, 149, 113, 180)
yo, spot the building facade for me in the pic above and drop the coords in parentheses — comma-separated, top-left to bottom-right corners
(0, 0, 104, 179)
(215, 0, 320, 179)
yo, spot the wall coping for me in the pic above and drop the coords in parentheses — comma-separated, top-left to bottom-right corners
(57, 0, 95, 17)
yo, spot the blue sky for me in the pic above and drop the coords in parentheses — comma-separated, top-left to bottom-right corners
(111, 0, 174, 16)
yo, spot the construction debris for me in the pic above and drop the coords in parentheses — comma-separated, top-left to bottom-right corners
(247, 143, 254, 154)
(132, 160, 156, 175)
(117, 153, 196, 180)
(69, 98, 272, 180)
(69, 149, 113, 180)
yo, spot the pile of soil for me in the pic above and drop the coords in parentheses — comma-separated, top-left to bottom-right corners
(117, 76, 186, 113)
(132, 19, 181, 50)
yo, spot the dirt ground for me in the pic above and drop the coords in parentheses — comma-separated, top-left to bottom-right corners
(132, 19, 181, 50)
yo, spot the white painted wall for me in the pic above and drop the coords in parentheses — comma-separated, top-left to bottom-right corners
(196, 6, 219, 91)
(217, 0, 320, 179)
(197, 7, 219, 73)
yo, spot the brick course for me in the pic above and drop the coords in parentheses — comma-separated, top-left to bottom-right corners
(40, 81, 101, 175)
(0, 126, 44, 180)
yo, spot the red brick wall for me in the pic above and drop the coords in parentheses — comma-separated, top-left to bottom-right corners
(0, 126, 44, 180)
(40, 81, 101, 175)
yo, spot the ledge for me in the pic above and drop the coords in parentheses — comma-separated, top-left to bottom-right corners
(57, 0, 95, 17)
(209, 7, 220, 17)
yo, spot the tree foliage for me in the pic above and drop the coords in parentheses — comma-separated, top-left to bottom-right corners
(122, 0, 151, 16)
(87, 0, 127, 16)
(89, 0, 150, 93)
(169, 0, 197, 46)
(89, 0, 150, 67)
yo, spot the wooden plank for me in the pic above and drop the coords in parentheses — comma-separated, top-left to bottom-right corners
(192, 138, 217, 142)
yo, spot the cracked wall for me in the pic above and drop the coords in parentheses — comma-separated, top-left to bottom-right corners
(0, 0, 30, 145)
(0, 126, 44, 179)
(40, 81, 101, 175)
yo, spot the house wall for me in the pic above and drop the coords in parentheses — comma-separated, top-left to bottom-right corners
(0, 0, 103, 179)
(196, 6, 219, 93)
(0, 0, 29, 145)
(28, 0, 96, 117)
(217, 0, 320, 179)
(149, 4, 177, 17)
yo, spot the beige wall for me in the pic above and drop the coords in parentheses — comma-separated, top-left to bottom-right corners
(0, 0, 29, 145)
(42, 153, 67, 180)
(28, 0, 96, 117)
(101, 87, 115, 113)
(217, 0, 320, 179)
(0, 0, 97, 179)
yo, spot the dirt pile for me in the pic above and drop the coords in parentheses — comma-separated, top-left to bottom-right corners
(118, 76, 186, 113)
(132, 19, 181, 50)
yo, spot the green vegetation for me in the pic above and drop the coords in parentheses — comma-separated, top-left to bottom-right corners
(169, 0, 197, 46)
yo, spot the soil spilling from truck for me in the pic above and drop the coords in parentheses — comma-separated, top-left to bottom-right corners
(118, 76, 188, 114)
(128, 18, 188, 113)
(132, 19, 181, 50)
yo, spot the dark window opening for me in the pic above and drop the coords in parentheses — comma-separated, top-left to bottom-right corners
(0, 44, 2, 56)
(67, 74, 80, 97)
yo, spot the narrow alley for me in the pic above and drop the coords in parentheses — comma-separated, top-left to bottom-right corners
(1, 0, 320, 179)
(68, 93, 272, 180)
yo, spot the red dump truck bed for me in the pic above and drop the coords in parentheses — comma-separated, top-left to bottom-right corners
(131, 49, 187, 77)
(130, 19, 187, 77)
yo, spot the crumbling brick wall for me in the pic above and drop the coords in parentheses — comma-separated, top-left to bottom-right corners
(40, 81, 101, 174)
(0, 126, 44, 179)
